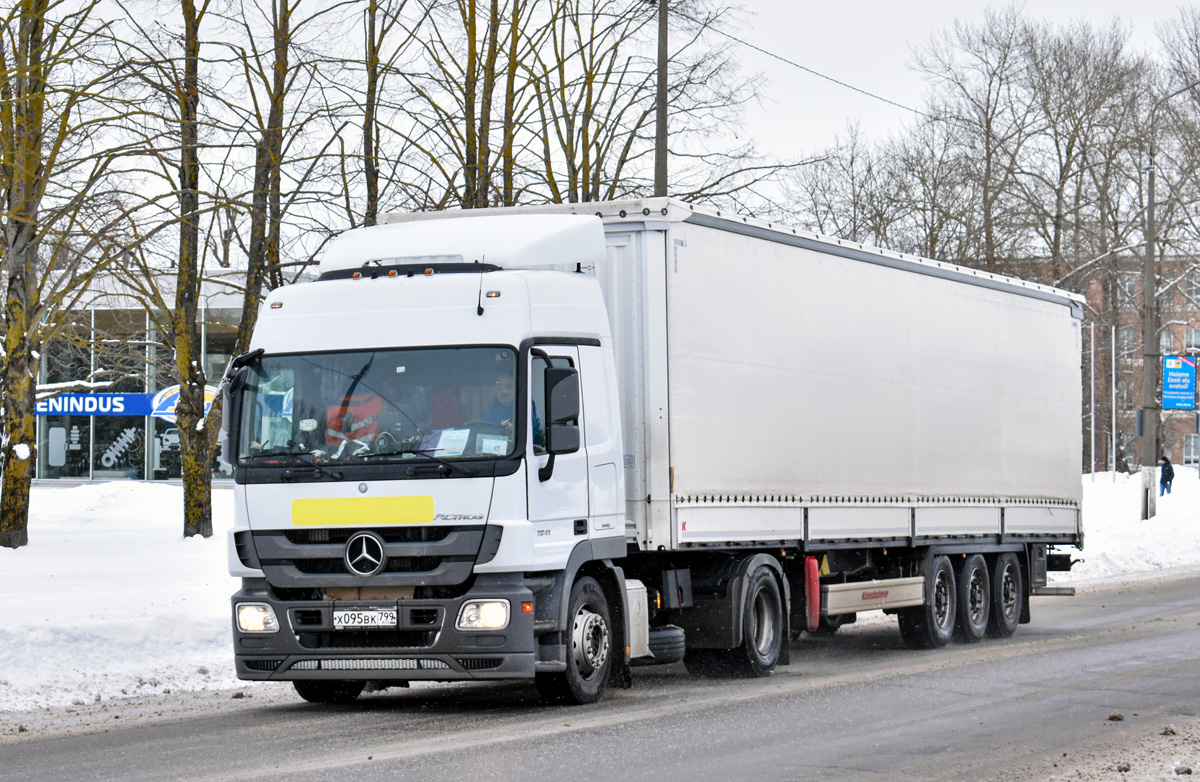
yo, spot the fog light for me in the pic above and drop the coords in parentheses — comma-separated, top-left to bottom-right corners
(237, 603, 279, 633)
(456, 600, 510, 630)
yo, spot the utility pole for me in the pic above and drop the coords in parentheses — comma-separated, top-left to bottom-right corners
(654, 0, 668, 197)
(1141, 80, 1200, 519)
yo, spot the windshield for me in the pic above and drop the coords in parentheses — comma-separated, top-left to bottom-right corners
(237, 347, 517, 466)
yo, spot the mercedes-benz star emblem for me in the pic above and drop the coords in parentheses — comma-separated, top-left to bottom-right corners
(344, 532, 386, 577)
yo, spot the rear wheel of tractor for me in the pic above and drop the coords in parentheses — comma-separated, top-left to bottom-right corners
(898, 555, 956, 649)
(987, 552, 1023, 639)
(953, 554, 990, 643)
(736, 566, 784, 676)
(292, 680, 365, 704)
(683, 565, 783, 677)
(536, 576, 612, 705)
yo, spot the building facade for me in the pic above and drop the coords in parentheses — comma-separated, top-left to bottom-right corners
(33, 279, 241, 482)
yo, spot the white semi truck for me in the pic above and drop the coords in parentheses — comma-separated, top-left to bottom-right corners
(223, 198, 1083, 705)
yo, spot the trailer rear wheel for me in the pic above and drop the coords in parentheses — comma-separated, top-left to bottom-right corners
(292, 680, 365, 704)
(898, 555, 956, 649)
(987, 552, 1023, 638)
(953, 554, 990, 643)
(536, 576, 612, 705)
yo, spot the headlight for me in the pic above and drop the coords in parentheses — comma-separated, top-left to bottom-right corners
(456, 600, 510, 630)
(236, 603, 279, 633)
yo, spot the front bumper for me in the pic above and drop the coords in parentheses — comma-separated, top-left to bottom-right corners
(232, 574, 536, 681)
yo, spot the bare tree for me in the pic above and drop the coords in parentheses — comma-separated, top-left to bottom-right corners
(1, 0, 143, 547)
(1018, 19, 1139, 284)
(914, 5, 1036, 271)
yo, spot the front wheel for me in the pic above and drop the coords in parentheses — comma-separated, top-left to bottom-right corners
(536, 576, 612, 705)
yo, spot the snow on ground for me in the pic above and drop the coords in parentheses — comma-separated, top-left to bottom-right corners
(0, 469, 1197, 714)
(0, 484, 240, 713)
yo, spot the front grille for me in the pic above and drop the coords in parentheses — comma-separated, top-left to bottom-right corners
(456, 658, 503, 671)
(297, 630, 433, 650)
(286, 527, 453, 545)
(254, 526, 485, 588)
(245, 659, 282, 672)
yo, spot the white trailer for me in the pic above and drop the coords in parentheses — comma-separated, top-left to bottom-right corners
(223, 198, 1083, 704)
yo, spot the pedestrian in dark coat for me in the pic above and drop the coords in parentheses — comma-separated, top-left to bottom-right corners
(1160, 456, 1175, 496)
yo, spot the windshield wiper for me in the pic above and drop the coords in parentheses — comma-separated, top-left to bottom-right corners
(358, 447, 472, 476)
(241, 448, 319, 466)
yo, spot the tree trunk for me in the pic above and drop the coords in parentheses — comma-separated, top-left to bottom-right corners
(176, 0, 211, 539)
(178, 377, 213, 538)
(0, 267, 36, 548)
(0, 0, 50, 549)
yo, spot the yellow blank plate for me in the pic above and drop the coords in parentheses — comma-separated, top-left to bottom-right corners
(291, 496, 434, 526)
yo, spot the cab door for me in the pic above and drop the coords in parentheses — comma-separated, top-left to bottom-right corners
(526, 346, 589, 568)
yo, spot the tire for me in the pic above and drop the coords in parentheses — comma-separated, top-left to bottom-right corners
(898, 555, 956, 649)
(953, 554, 990, 643)
(647, 625, 686, 664)
(292, 680, 365, 704)
(536, 576, 612, 705)
(683, 565, 783, 677)
(987, 552, 1023, 639)
(813, 613, 856, 637)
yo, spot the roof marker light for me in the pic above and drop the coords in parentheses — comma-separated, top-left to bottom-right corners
(388, 270, 397, 277)
(424, 268, 434, 276)
(352, 272, 362, 279)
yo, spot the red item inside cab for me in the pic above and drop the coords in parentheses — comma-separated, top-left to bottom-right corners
(326, 394, 383, 446)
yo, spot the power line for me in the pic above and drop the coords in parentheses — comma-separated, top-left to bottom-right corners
(689, 18, 936, 122)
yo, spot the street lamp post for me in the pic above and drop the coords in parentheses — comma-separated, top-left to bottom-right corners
(1141, 80, 1200, 519)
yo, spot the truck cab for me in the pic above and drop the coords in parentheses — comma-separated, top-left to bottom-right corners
(225, 214, 630, 704)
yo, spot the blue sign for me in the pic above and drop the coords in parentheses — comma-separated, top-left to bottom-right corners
(36, 393, 153, 417)
(1163, 356, 1196, 410)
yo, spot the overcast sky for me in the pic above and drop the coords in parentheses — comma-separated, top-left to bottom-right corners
(731, 1, 1187, 159)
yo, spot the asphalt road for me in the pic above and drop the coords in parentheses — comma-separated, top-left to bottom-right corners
(5, 576, 1200, 782)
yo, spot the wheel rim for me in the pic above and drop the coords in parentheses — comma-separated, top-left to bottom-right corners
(933, 569, 952, 630)
(968, 567, 987, 625)
(571, 604, 610, 679)
(751, 586, 778, 655)
(1000, 564, 1019, 621)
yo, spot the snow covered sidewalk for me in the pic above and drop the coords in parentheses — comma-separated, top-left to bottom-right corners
(0, 470, 1197, 713)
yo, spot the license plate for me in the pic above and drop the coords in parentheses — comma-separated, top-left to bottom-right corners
(333, 608, 397, 629)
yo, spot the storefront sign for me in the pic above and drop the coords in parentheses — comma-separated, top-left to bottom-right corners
(36, 393, 153, 416)
(36, 385, 221, 419)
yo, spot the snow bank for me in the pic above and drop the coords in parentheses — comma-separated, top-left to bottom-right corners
(0, 469, 1196, 713)
(0, 484, 240, 712)
(1061, 466, 1200, 582)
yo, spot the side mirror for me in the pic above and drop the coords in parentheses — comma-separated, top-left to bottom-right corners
(543, 367, 580, 455)
(220, 363, 251, 469)
(538, 366, 580, 482)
